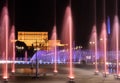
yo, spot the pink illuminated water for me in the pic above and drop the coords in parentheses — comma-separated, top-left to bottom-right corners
(95, 27, 98, 73)
(100, 22, 108, 76)
(89, 25, 98, 73)
(111, 16, 119, 75)
(103, 22, 107, 75)
(69, 11, 74, 79)
(61, 6, 74, 79)
(10, 25, 15, 73)
(51, 25, 58, 73)
(0, 6, 9, 79)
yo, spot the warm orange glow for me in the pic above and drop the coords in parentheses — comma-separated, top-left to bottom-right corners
(17, 32, 67, 51)
(18, 32, 48, 46)
(48, 40, 60, 50)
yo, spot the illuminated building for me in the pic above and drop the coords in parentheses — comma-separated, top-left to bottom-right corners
(18, 31, 48, 50)
(17, 31, 65, 50)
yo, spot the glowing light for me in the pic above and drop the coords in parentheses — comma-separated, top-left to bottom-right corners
(3, 76, 8, 79)
(118, 74, 120, 77)
(18, 32, 48, 47)
(89, 42, 92, 44)
(106, 62, 109, 65)
(103, 71, 109, 75)
(69, 76, 74, 79)
(54, 70, 58, 73)
(100, 38, 103, 41)
(107, 16, 111, 34)
(95, 71, 99, 73)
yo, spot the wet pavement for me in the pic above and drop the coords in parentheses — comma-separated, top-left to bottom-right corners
(0, 64, 120, 83)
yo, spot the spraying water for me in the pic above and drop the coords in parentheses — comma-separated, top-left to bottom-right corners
(10, 25, 15, 73)
(61, 5, 74, 79)
(0, 6, 9, 80)
(99, 0, 108, 77)
(89, 25, 98, 74)
(111, 0, 120, 77)
(51, 25, 58, 73)
(100, 21, 108, 76)
(112, 16, 119, 76)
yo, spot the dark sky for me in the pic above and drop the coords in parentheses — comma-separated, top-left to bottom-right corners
(0, 0, 118, 48)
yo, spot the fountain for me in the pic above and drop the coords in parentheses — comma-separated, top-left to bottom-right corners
(111, 0, 120, 78)
(99, 0, 108, 77)
(93, 0, 99, 75)
(61, 2, 74, 81)
(0, 6, 9, 81)
(99, 23, 108, 76)
(53, 0, 58, 74)
(94, 31, 99, 74)
(103, 22, 108, 77)
(99, 23, 108, 77)
(89, 25, 98, 75)
(50, 25, 58, 74)
(10, 25, 15, 73)
(113, 15, 120, 79)
(1, 0, 120, 82)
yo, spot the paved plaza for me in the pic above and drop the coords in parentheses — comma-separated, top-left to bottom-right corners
(0, 64, 119, 83)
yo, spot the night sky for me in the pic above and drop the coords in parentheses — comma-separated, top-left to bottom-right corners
(0, 0, 119, 48)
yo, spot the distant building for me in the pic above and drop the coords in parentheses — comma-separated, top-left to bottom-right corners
(17, 31, 65, 50)
(18, 31, 48, 46)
